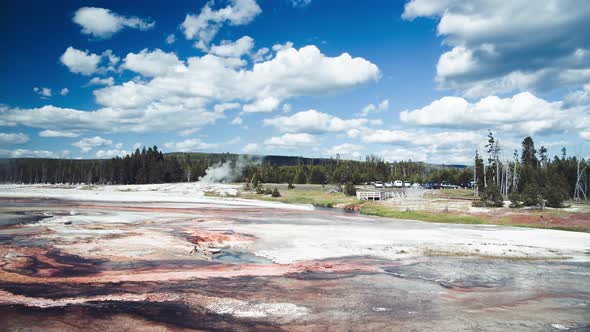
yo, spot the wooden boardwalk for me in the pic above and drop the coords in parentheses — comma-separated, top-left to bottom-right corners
(356, 191, 402, 201)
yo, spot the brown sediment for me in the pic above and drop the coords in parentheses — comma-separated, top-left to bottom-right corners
(0, 289, 181, 307)
(74, 203, 300, 216)
(0, 301, 285, 332)
(444, 286, 590, 311)
(0, 257, 380, 284)
(0, 197, 299, 215)
(1, 236, 383, 284)
(475, 211, 590, 230)
(0, 246, 102, 278)
(184, 228, 256, 244)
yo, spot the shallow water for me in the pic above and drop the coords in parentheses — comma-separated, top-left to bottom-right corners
(215, 250, 274, 264)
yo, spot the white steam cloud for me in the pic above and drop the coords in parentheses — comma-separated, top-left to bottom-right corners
(197, 156, 260, 184)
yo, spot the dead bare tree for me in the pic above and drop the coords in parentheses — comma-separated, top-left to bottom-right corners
(512, 150, 520, 192)
(473, 154, 478, 197)
(574, 157, 587, 201)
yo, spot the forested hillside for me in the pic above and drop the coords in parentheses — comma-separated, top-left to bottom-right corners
(0, 147, 469, 185)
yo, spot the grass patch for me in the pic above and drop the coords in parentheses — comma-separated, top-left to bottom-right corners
(424, 189, 477, 200)
(524, 208, 574, 217)
(242, 190, 358, 207)
(203, 183, 359, 207)
(422, 249, 571, 261)
(360, 203, 590, 233)
(359, 204, 485, 224)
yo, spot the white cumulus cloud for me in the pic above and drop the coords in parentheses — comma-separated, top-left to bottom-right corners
(1, 44, 378, 137)
(96, 149, 129, 158)
(33, 87, 52, 98)
(0, 149, 69, 159)
(243, 143, 259, 154)
(400, 91, 573, 136)
(209, 36, 254, 58)
(166, 34, 176, 44)
(403, 0, 590, 96)
(121, 49, 186, 77)
(0, 133, 29, 145)
(39, 130, 80, 138)
(326, 143, 363, 159)
(231, 116, 243, 125)
(87, 77, 114, 86)
(181, 0, 261, 50)
(360, 99, 389, 117)
(243, 96, 280, 113)
(73, 7, 154, 39)
(73, 136, 112, 152)
(60, 47, 102, 75)
(163, 138, 218, 152)
(264, 133, 317, 147)
(264, 109, 368, 134)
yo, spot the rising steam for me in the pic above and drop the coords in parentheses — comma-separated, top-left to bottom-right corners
(197, 156, 260, 184)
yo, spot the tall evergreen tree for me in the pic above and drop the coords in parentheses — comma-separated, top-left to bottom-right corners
(521, 137, 538, 167)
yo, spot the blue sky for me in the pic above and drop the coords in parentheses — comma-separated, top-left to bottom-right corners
(1, 0, 589, 163)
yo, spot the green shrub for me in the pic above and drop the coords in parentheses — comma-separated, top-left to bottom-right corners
(472, 200, 485, 207)
(271, 188, 281, 197)
(477, 184, 503, 207)
(287, 182, 295, 189)
(543, 186, 566, 208)
(343, 182, 356, 196)
(509, 191, 523, 208)
(255, 186, 265, 194)
(522, 184, 542, 206)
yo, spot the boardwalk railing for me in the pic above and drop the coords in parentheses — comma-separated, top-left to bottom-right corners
(356, 191, 401, 201)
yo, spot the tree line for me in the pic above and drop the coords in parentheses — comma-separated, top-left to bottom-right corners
(0, 148, 472, 186)
(474, 133, 588, 208)
(242, 155, 473, 186)
(0, 147, 186, 185)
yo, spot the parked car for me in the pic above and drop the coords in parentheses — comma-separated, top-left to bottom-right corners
(460, 181, 476, 189)
(403, 181, 411, 187)
(441, 181, 459, 189)
(393, 180, 403, 188)
(384, 181, 393, 188)
(428, 182, 442, 189)
(374, 181, 384, 188)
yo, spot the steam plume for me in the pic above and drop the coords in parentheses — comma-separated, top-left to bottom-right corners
(197, 156, 260, 184)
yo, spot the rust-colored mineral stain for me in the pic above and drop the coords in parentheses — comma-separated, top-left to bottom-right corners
(0, 289, 181, 308)
(73, 203, 298, 216)
(184, 228, 256, 244)
(0, 255, 379, 284)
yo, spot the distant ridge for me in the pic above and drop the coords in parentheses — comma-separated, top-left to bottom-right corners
(0, 151, 468, 169)
(165, 152, 468, 168)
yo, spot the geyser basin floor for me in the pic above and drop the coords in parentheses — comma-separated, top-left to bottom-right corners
(0, 184, 589, 331)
